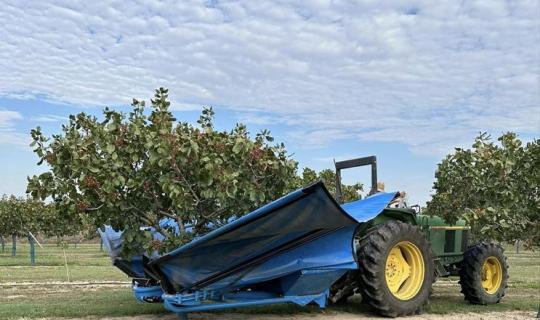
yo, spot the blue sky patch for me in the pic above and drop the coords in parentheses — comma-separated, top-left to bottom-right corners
(0, 1, 538, 205)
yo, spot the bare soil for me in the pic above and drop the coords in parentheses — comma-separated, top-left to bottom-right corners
(33, 310, 537, 320)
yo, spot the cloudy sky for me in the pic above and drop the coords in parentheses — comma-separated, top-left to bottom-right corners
(0, 0, 539, 205)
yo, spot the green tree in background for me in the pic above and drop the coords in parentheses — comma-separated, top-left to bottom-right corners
(298, 168, 363, 203)
(426, 132, 539, 247)
(0, 196, 46, 237)
(0, 196, 25, 240)
(0, 195, 80, 238)
(27, 88, 298, 256)
(0, 195, 75, 255)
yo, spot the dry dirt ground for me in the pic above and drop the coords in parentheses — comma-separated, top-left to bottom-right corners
(8, 282, 538, 320)
(32, 311, 538, 320)
(4, 245, 538, 320)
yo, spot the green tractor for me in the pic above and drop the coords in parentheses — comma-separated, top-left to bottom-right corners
(330, 156, 509, 316)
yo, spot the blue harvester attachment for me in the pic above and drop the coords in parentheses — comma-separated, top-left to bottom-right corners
(100, 181, 398, 318)
(99, 218, 180, 302)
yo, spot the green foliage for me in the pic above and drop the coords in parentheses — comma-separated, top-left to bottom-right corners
(297, 168, 363, 202)
(426, 132, 539, 245)
(0, 195, 73, 238)
(27, 88, 298, 256)
(0, 195, 27, 237)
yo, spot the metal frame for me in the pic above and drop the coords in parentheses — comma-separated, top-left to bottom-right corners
(132, 284, 164, 303)
(162, 289, 329, 319)
(334, 156, 378, 203)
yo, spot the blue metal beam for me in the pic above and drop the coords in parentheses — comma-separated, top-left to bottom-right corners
(163, 290, 329, 314)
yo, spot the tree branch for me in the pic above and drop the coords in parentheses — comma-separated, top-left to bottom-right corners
(194, 206, 228, 230)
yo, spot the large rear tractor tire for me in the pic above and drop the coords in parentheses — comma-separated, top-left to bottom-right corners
(459, 242, 508, 304)
(356, 221, 435, 317)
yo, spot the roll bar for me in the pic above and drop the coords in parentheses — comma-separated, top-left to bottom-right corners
(334, 155, 378, 203)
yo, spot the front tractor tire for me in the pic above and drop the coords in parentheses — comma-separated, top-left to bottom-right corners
(356, 221, 435, 317)
(459, 242, 508, 304)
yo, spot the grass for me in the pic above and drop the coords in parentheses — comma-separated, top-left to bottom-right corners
(0, 288, 165, 319)
(0, 242, 112, 267)
(0, 242, 125, 283)
(0, 242, 538, 319)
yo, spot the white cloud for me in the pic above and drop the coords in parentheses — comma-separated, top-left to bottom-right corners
(0, 109, 28, 147)
(169, 103, 207, 112)
(0, 110, 21, 128)
(313, 154, 362, 163)
(30, 114, 68, 122)
(0, 0, 538, 155)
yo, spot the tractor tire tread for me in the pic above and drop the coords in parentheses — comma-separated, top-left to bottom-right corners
(355, 220, 435, 318)
(458, 241, 508, 305)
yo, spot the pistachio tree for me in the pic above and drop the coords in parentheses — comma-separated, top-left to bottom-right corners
(0, 195, 49, 236)
(298, 168, 362, 202)
(0, 195, 60, 254)
(426, 132, 539, 246)
(0, 196, 25, 241)
(27, 88, 298, 256)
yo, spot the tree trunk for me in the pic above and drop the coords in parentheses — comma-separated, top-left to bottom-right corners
(0, 235, 4, 253)
(28, 233, 35, 266)
(11, 234, 16, 257)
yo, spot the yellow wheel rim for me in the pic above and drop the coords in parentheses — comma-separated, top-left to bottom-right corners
(385, 241, 425, 300)
(481, 256, 502, 294)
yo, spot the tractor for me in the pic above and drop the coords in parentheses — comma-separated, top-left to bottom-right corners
(329, 156, 508, 315)
(100, 156, 508, 318)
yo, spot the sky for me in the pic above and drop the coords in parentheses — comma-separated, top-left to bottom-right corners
(0, 0, 539, 206)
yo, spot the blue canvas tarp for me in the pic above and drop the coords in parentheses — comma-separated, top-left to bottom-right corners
(341, 191, 398, 222)
(99, 226, 146, 278)
(150, 182, 398, 293)
(99, 218, 182, 279)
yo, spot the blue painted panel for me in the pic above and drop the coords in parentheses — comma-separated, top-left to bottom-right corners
(162, 290, 329, 314)
(280, 269, 347, 296)
(341, 191, 398, 222)
(201, 224, 357, 292)
(132, 284, 164, 303)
